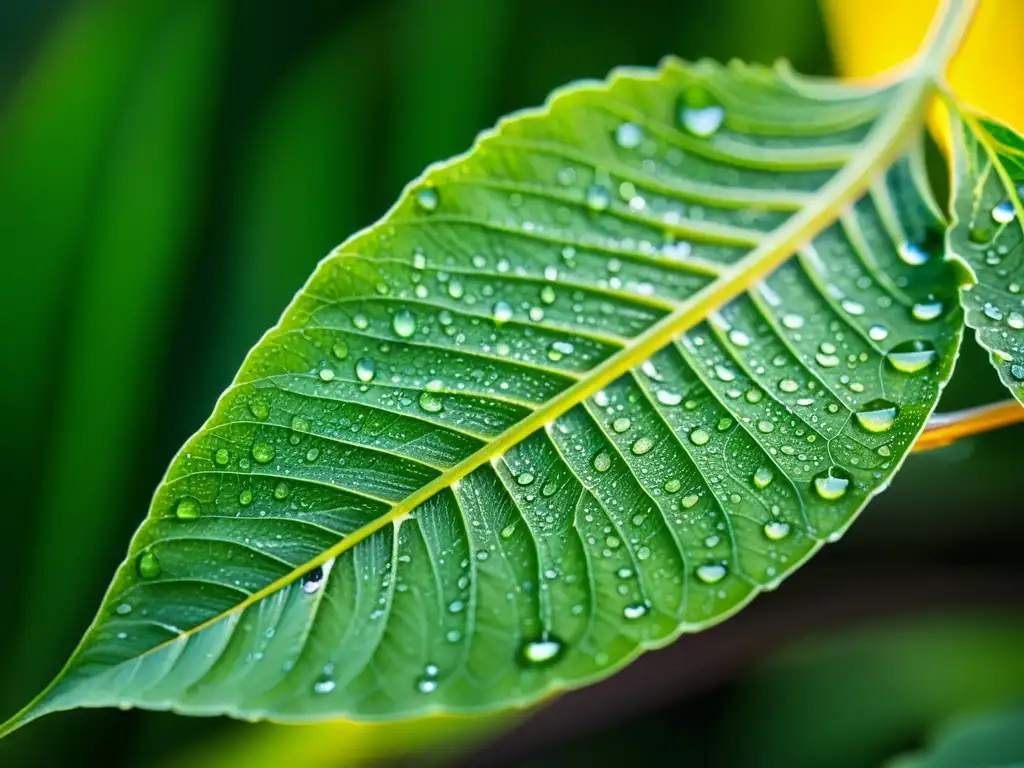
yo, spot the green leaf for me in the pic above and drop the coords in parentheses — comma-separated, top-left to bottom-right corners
(2, 31, 969, 733)
(889, 703, 1024, 768)
(947, 109, 1024, 402)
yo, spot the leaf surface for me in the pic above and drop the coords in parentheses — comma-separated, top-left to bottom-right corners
(890, 704, 1024, 768)
(948, 110, 1024, 402)
(3, 56, 963, 732)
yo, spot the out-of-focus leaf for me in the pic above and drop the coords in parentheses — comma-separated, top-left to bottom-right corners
(9, 0, 226, 702)
(0, 3, 973, 735)
(164, 712, 511, 768)
(889, 702, 1024, 768)
(716, 615, 1024, 768)
(947, 110, 1024, 403)
(821, 0, 1024, 143)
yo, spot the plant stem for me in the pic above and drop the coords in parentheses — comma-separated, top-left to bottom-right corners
(914, 399, 1024, 452)
(915, 0, 979, 77)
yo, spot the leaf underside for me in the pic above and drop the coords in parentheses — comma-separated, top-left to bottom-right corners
(8, 58, 963, 730)
(948, 110, 1024, 403)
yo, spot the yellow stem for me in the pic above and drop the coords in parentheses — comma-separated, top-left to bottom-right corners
(914, 399, 1024, 451)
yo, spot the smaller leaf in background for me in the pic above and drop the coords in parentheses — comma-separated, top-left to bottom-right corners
(162, 712, 512, 768)
(889, 702, 1024, 768)
(821, 0, 1024, 142)
(947, 110, 1024, 403)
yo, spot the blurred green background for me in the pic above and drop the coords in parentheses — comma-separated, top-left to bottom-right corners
(1, 1, 1022, 765)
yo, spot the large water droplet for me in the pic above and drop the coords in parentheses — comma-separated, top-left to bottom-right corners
(355, 357, 376, 382)
(593, 451, 612, 472)
(418, 391, 444, 413)
(689, 427, 710, 446)
(137, 551, 161, 579)
(911, 300, 943, 322)
(656, 390, 682, 406)
(175, 497, 200, 520)
(868, 324, 889, 342)
(214, 448, 230, 466)
(302, 566, 325, 594)
(547, 340, 574, 361)
(696, 563, 727, 584)
(614, 122, 643, 148)
(678, 88, 725, 137)
(252, 442, 275, 464)
(332, 340, 350, 360)
(753, 467, 774, 489)
(519, 635, 565, 666)
(886, 340, 937, 373)
(393, 309, 416, 338)
(492, 300, 514, 324)
(313, 677, 336, 694)
(898, 241, 930, 266)
(415, 185, 438, 212)
(992, 200, 1016, 224)
(612, 417, 631, 433)
(623, 603, 648, 620)
(585, 184, 612, 212)
(631, 437, 653, 455)
(763, 521, 790, 541)
(855, 399, 898, 432)
(813, 467, 851, 500)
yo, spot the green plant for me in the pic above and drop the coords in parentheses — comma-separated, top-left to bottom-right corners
(2, 0, 1021, 743)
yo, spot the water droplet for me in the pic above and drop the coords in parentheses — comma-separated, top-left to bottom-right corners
(516, 472, 535, 486)
(1008, 311, 1024, 330)
(753, 467, 774, 489)
(313, 677, 336, 694)
(681, 494, 699, 508)
(782, 313, 805, 330)
(547, 340, 575, 361)
(886, 340, 937, 373)
(841, 299, 865, 316)
(631, 437, 653, 455)
(898, 241, 930, 266)
(214, 448, 230, 466)
(657, 390, 682, 406)
(757, 420, 775, 434)
(678, 88, 725, 137)
(585, 184, 612, 212)
(779, 379, 799, 393)
(492, 300, 513, 324)
(992, 200, 1016, 224)
(664, 478, 681, 493)
(983, 303, 1003, 321)
(415, 185, 438, 212)
(593, 451, 612, 472)
(815, 351, 840, 368)
(302, 566, 325, 594)
(500, 523, 516, 539)
(115, 603, 133, 616)
(137, 551, 161, 579)
(689, 428, 710, 446)
(355, 358, 376, 382)
(519, 636, 564, 666)
(715, 364, 736, 382)
(393, 309, 416, 338)
(729, 329, 751, 347)
(252, 442, 275, 464)
(612, 417, 632, 433)
(175, 496, 200, 520)
(763, 521, 790, 541)
(696, 563, 727, 584)
(614, 122, 643, 148)
(332, 340, 350, 360)
(868, 324, 889, 342)
(318, 368, 335, 382)
(912, 300, 943, 322)
(855, 399, 898, 432)
(416, 676, 439, 694)
(273, 481, 290, 500)
(238, 489, 253, 506)
(447, 279, 464, 299)
(418, 391, 443, 413)
(540, 285, 556, 304)
(813, 467, 851, 500)
(623, 603, 648, 620)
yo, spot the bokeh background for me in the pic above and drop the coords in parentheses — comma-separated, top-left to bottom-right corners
(1, 1, 1022, 766)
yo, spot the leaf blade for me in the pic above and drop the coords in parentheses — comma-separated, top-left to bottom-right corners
(4, 56, 963, 733)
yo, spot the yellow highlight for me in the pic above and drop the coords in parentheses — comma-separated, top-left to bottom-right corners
(822, 0, 1024, 143)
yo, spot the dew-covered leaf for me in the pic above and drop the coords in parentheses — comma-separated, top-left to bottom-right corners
(948, 110, 1024, 402)
(2, 57, 963, 733)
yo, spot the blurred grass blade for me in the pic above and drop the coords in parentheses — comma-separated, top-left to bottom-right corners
(0, 1, 974, 735)
(947, 110, 1024, 402)
(8, 0, 227, 705)
(889, 702, 1024, 768)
